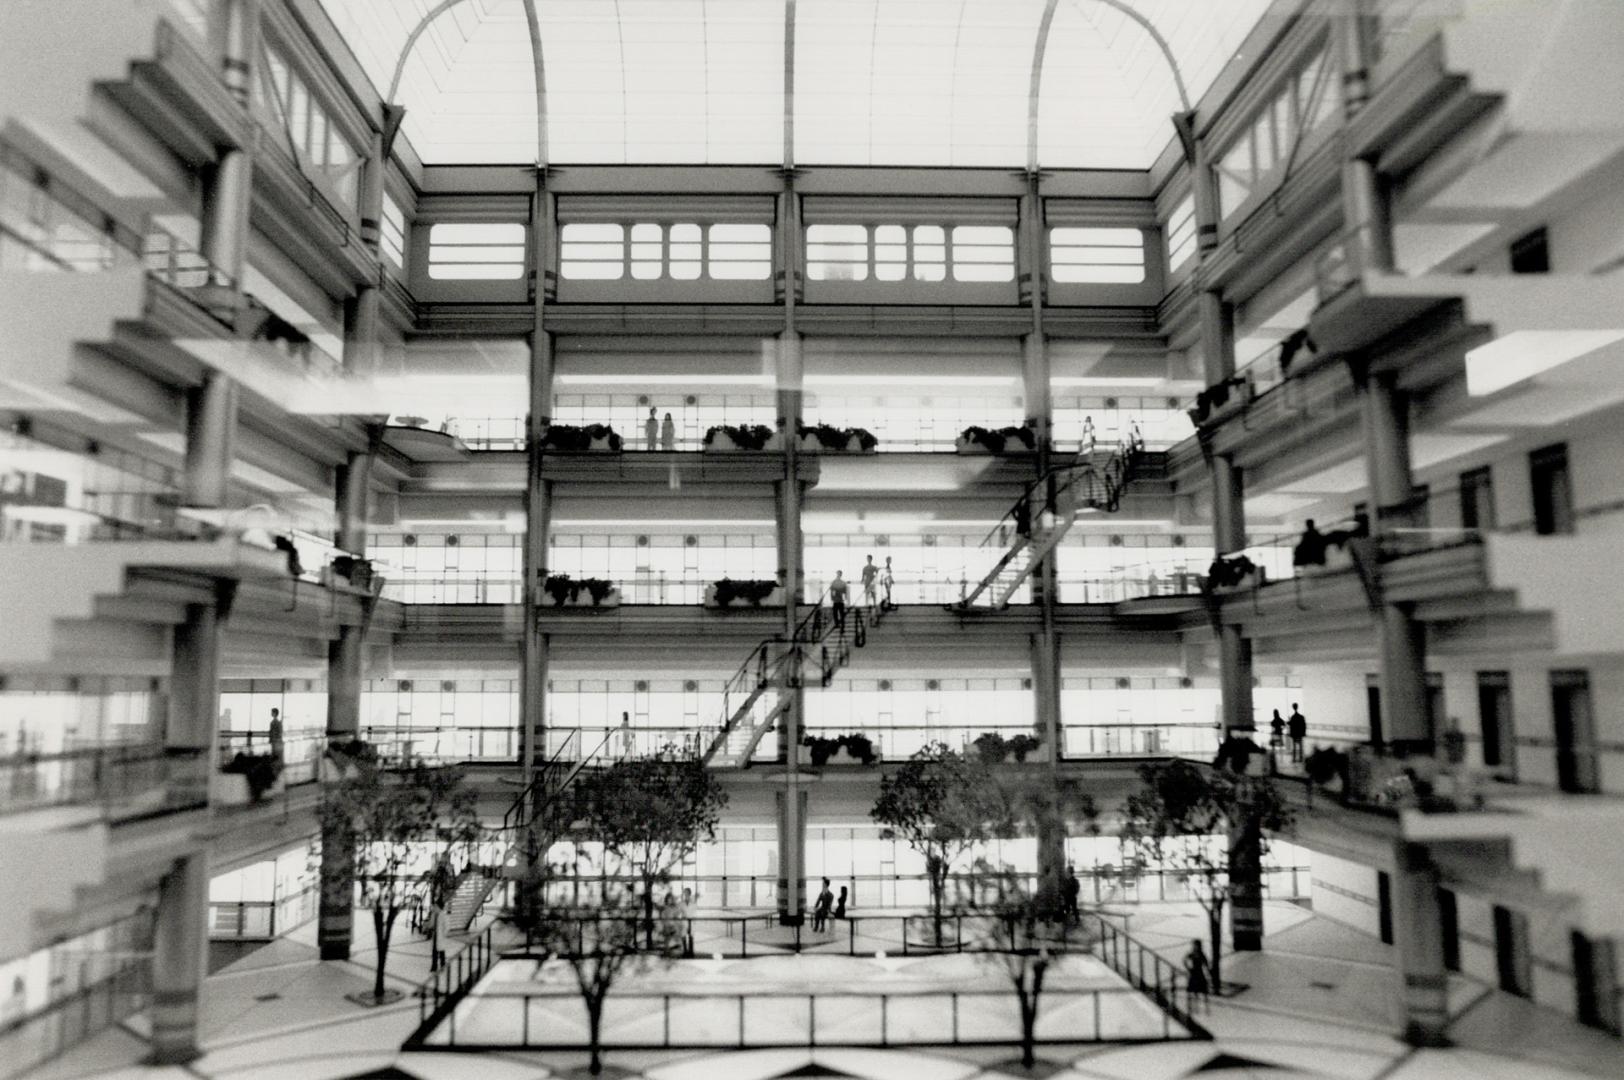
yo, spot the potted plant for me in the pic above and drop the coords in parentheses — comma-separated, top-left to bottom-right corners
(705, 577, 783, 608)
(1006, 733, 1043, 763)
(799, 423, 878, 453)
(322, 737, 376, 782)
(955, 425, 1036, 455)
(703, 424, 776, 452)
(221, 751, 283, 803)
(972, 732, 1009, 763)
(541, 423, 623, 452)
(541, 574, 621, 608)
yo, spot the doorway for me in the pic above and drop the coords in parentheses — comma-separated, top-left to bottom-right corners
(1494, 905, 1532, 997)
(1551, 670, 1598, 794)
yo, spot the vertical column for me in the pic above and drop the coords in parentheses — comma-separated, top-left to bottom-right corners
(1362, 372, 1430, 750)
(1211, 445, 1254, 740)
(1228, 811, 1264, 952)
(151, 599, 221, 1060)
(521, 181, 556, 785)
(1393, 842, 1452, 1046)
(1336, 0, 1395, 279)
(521, 333, 555, 776)
(148, 854, 208, 1064)
(776, 181, 806, 923)
(182, 375, 237, 509)
(345, 129, 386, 376)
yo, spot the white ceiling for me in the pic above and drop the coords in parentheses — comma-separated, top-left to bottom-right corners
(317, 0, 1272, 167)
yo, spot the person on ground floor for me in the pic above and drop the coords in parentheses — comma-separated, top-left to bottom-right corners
(1184, 939, 1211, 1007)
(812, 877, 834, 932)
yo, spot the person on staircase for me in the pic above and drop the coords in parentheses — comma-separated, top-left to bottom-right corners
(882, 556, 894, 609)
(860, 555, 879, 609)
(829, 570, 849, 629)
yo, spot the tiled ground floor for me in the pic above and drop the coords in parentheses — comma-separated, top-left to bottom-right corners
(26, 902, 1624, 1080)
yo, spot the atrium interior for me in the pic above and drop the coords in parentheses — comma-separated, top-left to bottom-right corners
(3, 1, 1624, 1078)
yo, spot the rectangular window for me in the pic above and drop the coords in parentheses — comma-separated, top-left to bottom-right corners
(380, 194, 406, 270)
(1494, 905, 1532, 997)
(806, 224, 869, 281)
(629, 222, 662, 279)
(1215, 47, 1339, 219)
(427, 222, 527, 280)
(1458, 466, 1494, 530)
(950, 225, 1014, 282)
(1573, 931, 1621, 1035)
(706, 223, 771, 280)
(912, 225, 946, 282)
(1529, 443, 1573, 535)
(668, 222, 702, 280)
(1050, 227, 1146, 284)
(1510, 227, 1550, 274)
(1166, 195, 1197, 272)
(1440, 889, 1460, 972)
(559, 222, 624, 280)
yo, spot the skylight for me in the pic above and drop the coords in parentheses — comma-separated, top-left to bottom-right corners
(318, 0, 1272, 168)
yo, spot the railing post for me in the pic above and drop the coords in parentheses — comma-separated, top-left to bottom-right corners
(881, 994, 888, 1046)
(951, 991, 959, 1043)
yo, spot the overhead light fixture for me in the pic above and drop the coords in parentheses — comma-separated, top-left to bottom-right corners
(554, 374, 773, 386)
(803, 375, 1017, 387)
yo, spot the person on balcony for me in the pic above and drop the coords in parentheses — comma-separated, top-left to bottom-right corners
(268, 708, 284, 764)
(834, 885, 847, 920)
(1270, 709, 1286, 758)
(661, 412, 676, 451)
(860, 555, 879, 608)
(644, 407, 659, 450)
(811, 877, 834, 932)
(1082, 415, 1096, 456)
(1288, 705, 1308, 762)
(1293, 519, 1327, 567)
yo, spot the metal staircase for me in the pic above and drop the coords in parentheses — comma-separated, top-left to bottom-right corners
(701, 588, 888, 768)
(957, 434, 1155, 611)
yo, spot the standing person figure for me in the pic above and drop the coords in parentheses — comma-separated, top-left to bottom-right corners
(430, 897, 449, 972)
(1064, 866, 1081, 922)
(860, 554, 879, 608)
(267, 707, 285, 764)
(619, 710, 634, 759)
(1287, 703, 1307, 762)
(833, 885, 847, 920)
(829, 570, 849, 629)
(882, 556, 894, 608)
(1082, 415, 1096, 456)
(1183, 939, 1211, 1008)
(644, 406, 659, 450)
(660, 412, 676, 451)
(812, 877, 834, 932)
(1269, 709, 1286, 753)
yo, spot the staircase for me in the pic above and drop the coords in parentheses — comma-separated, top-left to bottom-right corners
(958, 436, 1158, 610)
(702, 590, 888, 769)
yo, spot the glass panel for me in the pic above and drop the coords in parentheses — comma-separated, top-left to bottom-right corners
(950, 224, 1013, 282)
(806, 223, 868, 281)
(669, 222, 702, 280)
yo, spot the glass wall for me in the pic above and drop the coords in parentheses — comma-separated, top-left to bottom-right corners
(1051, 395, 1195, 451)
(217, 679, 327, 782)
(0, 908, 154, 1076)
(803, 677, 1035, 762)
(0, 678, 159, 759)
(554, 394, 777, 452)
(371, 532, 523, 604)
(802, 392, 1025, 452)
(1060, 675, 1303, 758)
(1054, 533, 1213, 602)
(362, 678, 521, 762)
(208, 842, 319, 941)
(535, 825, 1310, 912)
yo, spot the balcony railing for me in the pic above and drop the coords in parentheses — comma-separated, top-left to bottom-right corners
(0, 745, 206, 820)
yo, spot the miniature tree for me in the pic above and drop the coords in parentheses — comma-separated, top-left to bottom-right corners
(524, 854, 680, 1076)
(960, 779, 1098, 1069)
(871, 742, 1015, 944)
(570, 755, 727, 947)
(964, 857, 1069, 1069)
(316, 757, 480, 1003)
(1118, 760, 1292, 993)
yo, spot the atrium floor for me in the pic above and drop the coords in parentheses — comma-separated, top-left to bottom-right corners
(28, 902, 1624, 1080)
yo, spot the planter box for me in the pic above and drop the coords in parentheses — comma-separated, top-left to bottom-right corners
(798, 433, 876, 454)
(542, 587, 621, 609)
(797, 745, 878, 767)
(704, 583, 784, 608)
(955, 432, 1035, 455)
(212, 771, 252, 806)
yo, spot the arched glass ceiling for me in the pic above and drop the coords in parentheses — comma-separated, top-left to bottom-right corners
(318, 0, 1272, 168)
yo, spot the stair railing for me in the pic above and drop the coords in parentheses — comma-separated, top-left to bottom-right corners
(953, 432, 1150, 610)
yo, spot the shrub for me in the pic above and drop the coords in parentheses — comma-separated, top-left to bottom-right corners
(1006, 734, 1041, 762)
(224, 751, 283, 801)
(958, 425, 1035, 453)
(703, 423, 776, 450)
(712, 578, 779, 606)
(542, 423, 623, 452)
(800, 423, 877, 452)
(972, 732, 1009, 763)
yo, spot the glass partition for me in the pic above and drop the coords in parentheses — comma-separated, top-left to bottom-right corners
(1051, 396, 1194, 451)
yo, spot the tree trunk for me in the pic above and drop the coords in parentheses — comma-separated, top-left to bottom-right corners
(587, 996, 604, 1075)
(928, 858, 945, 945)
(374, 908, 394, 1001)
(643, 875, 656, 950)
(1019, 990, 1036, 1068)
(1208, 901, 1225, 994)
